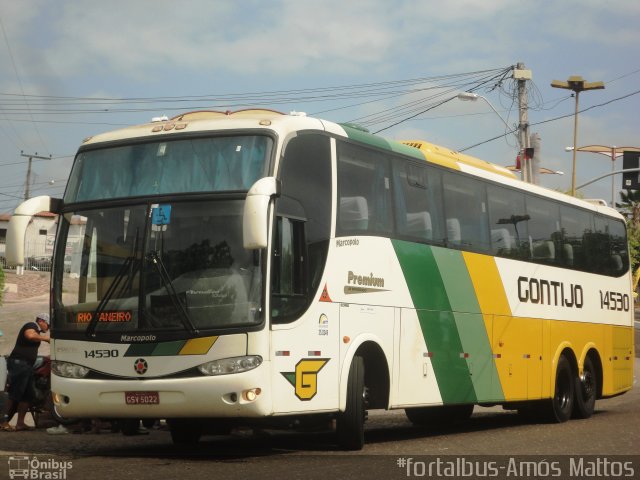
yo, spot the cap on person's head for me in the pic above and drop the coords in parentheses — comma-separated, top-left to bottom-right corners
(36, 313, 50, 325)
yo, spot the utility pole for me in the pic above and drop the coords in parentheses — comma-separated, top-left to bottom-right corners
(513, 63, 532, 183)
(20, 151, 51, 200)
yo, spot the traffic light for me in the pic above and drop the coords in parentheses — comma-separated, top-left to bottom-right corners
(622, 151, 640, 190)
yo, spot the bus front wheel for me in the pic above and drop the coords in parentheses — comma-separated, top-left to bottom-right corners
(336, 356, 367, 450)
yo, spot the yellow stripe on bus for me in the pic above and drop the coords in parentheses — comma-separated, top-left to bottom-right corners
(179, 336, 219, 355)
(463, 253, 534, 401)
(462, 253, 511, 317)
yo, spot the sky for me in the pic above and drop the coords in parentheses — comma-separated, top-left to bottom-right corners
(1, 0, 639, 213)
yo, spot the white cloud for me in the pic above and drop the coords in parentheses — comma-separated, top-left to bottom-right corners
(0, 0, 638, 207)
(3, 0, 637, 85)
(27, 0, 398, 79)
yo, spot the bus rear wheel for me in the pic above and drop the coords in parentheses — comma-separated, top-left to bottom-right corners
(336, 355, 367, 450)
(573, 356, 597, 419)
(405, 404, 474, 427)
(544, 355, 574, 423)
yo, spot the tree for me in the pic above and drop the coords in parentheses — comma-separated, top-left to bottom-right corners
(617, 189, 640, 227)
(617, 190, 640, 294)
(0, 267, 4, 305)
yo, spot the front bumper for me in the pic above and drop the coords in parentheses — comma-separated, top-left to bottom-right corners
(52, 363, 272, 419)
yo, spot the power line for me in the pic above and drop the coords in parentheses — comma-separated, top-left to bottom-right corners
(0, 68, 512, 117)
(367, 67, 514, 133)
(0, 68, 508, 103)
(458, 88, 640, 152)
(605, 67, 640, 85)
(0, 16, 49, 154)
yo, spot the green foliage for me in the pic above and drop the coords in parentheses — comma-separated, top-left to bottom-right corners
(617, 190, 640, 281)
(0, 267, 4, 306)
(626, 221, 640, 272)
(617, 189, 640, 227)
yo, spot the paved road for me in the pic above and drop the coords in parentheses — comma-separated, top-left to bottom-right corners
(0, 375, 638, 480)
(1, 287, 639, 480)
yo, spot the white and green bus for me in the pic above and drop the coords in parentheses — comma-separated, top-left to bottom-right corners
(6, 109, 634, 449)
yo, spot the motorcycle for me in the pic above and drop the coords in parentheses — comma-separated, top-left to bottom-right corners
(1, 355, 75, 428)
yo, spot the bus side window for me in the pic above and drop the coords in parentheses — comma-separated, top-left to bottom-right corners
(337, 141, 392, 236)
(271, 216, 308, 323)
(340, 196, 369, 231)
(591, 215, 630, 276)
(446, 218, 461, 245)
(487, 184, 529, 259)
(560, 205, 593, 270)
(526, 196, 560, 267)
(393, 161, 442, 243)
(442, 172, 489, 252)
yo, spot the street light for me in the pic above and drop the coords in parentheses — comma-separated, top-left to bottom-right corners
(456, 92, 517, 144)
(566, 145, 640, 205)
(550, 76, 605, 196)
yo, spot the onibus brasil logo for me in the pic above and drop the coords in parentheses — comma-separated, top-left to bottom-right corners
(8, 456, 72, 479)
(281, 358, 329, 400)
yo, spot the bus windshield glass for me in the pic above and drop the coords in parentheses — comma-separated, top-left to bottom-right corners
(64, 135, 272, 203)
(53, 199, 263, 338)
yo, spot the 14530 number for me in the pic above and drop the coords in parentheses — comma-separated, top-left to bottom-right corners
(599, 290, 630, 312)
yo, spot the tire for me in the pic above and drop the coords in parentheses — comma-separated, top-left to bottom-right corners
(46, 393, 79, 426)
(405, 404, 474, 427)
(336, 356, 367, 450)
(573, 356, 597, 419)
(544, 355, 574, 423)
(169, 419, 202, 444)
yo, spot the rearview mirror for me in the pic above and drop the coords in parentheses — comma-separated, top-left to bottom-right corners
(243, 177, 280, 249)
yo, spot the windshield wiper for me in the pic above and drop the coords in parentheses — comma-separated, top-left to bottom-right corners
(147, 250, 199, 335)
(86, 231, 141, 338)
(86, 254, 140, 338)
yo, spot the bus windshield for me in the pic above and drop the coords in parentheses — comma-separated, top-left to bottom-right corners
(53, 199, 263, 339)
(64, 135, 272, 203)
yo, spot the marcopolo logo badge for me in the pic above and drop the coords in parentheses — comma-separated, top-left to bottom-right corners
(133, 358, 148, 375)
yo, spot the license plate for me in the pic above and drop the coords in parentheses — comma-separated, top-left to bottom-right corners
(125, 391, 160, 405)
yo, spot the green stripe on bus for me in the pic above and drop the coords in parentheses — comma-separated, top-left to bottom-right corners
(392, 240, 476, 404)
(340, 124, 424, 160)
(124, 343, 158, 357)
(432, 249, 504, 402)
(387, 141, 426, 160)
(152, 340, 187, 356)
(124, 340, 188, 357)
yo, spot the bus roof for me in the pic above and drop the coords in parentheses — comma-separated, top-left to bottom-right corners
(78, 109, 622, 219)
(81, 109, 513, 179)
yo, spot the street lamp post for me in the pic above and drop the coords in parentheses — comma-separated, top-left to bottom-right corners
(456, 92, 516, 141)
(566, 145, 640, 205)
(458, 92, 564, 181)
(457, 92, 524, 175)
(550, 76, 605, 196)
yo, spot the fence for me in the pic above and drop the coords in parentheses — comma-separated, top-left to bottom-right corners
(0, 239, 53, 272)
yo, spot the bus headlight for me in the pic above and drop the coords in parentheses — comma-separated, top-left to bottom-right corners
(197, 355, 263, 376)
(52, 361, 90, 379)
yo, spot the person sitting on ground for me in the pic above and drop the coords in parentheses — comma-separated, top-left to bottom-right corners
(1, 313, 50, 432)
